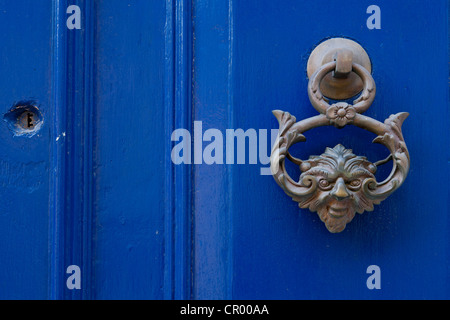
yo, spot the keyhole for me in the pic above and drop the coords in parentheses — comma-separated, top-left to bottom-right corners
(4, 103, 43, 136)
(27, 113, 34, 128)
(19, 111, 36, 130)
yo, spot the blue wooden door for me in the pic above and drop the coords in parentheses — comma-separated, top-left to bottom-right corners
(0, 0, 448, 300)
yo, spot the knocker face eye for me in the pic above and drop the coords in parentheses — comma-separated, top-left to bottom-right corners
(347, 179, 362, 191)
(318, 178, 333, 190)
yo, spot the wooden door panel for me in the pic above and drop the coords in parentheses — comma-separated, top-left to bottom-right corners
(192, 0, 450, 299)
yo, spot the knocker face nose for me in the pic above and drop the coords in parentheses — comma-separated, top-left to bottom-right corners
(330, 177, 350, 200)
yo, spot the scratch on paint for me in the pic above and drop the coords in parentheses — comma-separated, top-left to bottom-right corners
(56, 132, 66, 141)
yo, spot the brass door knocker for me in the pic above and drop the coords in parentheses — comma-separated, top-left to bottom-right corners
(270, 38, 410, 233)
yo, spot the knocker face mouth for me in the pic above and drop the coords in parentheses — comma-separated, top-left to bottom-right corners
(327, 199, 351, 219)
(317, 197, 356, 233)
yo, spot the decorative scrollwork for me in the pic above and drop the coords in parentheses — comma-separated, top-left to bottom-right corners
(270, 61, 410, 233)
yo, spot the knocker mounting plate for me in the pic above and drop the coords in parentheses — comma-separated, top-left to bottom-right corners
(270, 38, 410, 233)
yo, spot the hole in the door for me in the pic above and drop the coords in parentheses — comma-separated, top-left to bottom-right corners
(4, 102, 43, 137)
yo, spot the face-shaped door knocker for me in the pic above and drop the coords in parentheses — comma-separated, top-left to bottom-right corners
(270, 39, 410, 233)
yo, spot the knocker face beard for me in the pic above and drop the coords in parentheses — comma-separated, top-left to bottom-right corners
(315, 194, 357, 233)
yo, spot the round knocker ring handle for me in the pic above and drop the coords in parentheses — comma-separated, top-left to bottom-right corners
(307, 61, 376, 115)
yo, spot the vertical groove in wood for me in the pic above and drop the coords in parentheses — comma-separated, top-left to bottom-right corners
(80, 0, 95, 300)
(49, 0, 95, 300)
(226, 0, 234, 300)
(49, 0, 68, 300)
(174, 0, 193, 300)
(164, 0, 175, 300)
(164, 0, 193, 300)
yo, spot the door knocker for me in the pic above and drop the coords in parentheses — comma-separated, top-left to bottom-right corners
(270, 38, 410, 233)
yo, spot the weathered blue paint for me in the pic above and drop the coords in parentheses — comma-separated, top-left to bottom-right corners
(0, 0, 448, 300)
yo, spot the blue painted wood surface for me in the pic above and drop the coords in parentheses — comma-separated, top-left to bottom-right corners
(192, 0, 450, 299)
(92, 0, 168, 299)
(0, 0, 53, 300)
(0, 0, 448, 300)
